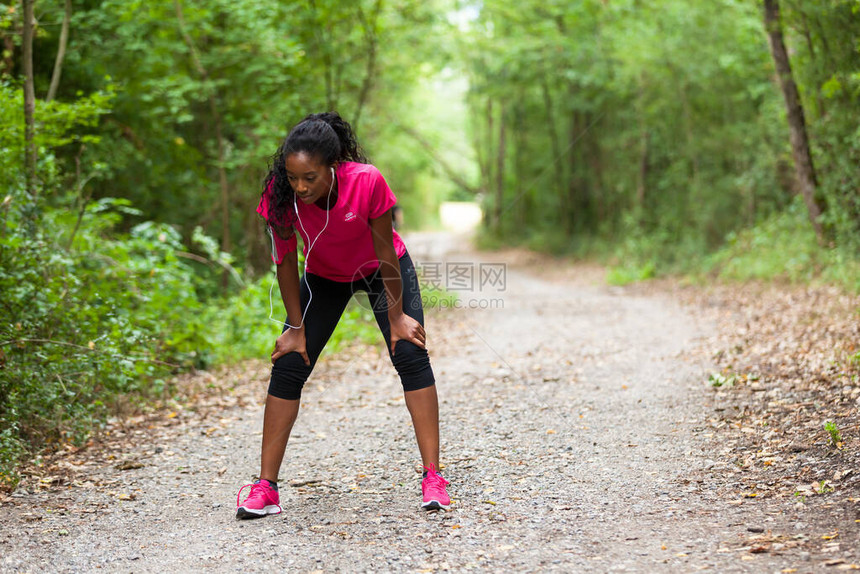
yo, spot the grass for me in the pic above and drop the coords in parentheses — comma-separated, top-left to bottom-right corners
(703, 199, 860, 292)
(601, 198, 860, 292)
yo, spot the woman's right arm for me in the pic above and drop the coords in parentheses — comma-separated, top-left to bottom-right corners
(271, 249, 310, 365)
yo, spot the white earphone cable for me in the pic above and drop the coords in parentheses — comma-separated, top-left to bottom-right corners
(267, 166, 335, 330)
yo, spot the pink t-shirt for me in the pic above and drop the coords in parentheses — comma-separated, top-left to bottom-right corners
(256, 162, 407, 281)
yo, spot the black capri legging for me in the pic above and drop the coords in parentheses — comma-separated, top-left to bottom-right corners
(268, 252, 435, 400)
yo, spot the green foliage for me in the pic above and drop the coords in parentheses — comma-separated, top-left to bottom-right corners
(58, 0, 307, 239)
(419, 282, 459, 310)
(606, 262, 656, 287)
(781, 1, 860, 253)
(708, 373, 738, 388)
(0, 75, 203, 483)
(706, 198, 820, 282)
(704, 197, 860, 291)
(0, 426, 26, 490)
(329, 296, 380, 352)
(463, 0, 786, 244)
(0, 194, 213, 483)
(824, 421, 842, 446)
(0, 81, 114, 198)
(459, 0, 860, 290)
(48, 0, 454, 268)
(202, 275, 282, 363)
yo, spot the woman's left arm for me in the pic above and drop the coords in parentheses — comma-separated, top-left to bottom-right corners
(370, 211, 426, 355)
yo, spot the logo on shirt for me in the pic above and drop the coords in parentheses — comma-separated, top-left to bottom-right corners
(344, 211, 357, 222)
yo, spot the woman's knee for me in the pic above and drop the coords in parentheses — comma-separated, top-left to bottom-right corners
(268, 352, 313, 400)
(391, 340, 434, 388)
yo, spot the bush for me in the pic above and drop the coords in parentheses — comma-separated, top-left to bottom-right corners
(705, 196, 860, 291)
(0, 194, 210, 487)
(604, 211, 706, 285)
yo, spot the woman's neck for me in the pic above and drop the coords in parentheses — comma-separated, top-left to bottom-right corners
(313, 177, 338, 210)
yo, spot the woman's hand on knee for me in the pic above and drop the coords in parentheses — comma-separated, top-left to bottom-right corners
(272, 327, 310, 365)
(389, 313, 426, 355)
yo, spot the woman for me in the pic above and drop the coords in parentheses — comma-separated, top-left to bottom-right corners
(235, 112, 450, 517)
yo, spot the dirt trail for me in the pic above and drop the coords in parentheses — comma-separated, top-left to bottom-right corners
(2, 233, 855, 572)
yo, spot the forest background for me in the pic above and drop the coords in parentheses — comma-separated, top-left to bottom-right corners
(1, 0, 858, 485)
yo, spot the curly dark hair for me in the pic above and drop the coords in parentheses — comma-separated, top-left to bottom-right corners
(263, 112, 368, 236)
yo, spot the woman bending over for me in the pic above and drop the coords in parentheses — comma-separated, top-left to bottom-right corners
(236, 112, 450, 517)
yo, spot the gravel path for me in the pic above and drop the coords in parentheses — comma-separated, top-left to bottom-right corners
(1, 233, 846, 572)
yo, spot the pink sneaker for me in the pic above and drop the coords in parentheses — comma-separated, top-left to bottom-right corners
(421, 464, 451, 510)
(236, 479, 282, 519)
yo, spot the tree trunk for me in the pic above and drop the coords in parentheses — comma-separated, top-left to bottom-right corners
(540, 77, 565, 203)
(22, 0, 37, 197)
(635, 75, 648, 211)
(46, 0, 71, 102)
(513, 96, 527, 229)
(494, 105, 506, 233)
(763, 0, 825, 240)
(212, 105, 231, 257)
(587, 113, 605, 227)
(678, 80, 697, 184)
(637, 128, 649, 209)
(471, 100, 490, 196)
(481, 98, 494, 230)
(567, 110, 588, 234)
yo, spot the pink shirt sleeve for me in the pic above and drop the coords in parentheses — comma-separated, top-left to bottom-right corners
(256, 184, 297, 264)
(368, 168, 398, 219)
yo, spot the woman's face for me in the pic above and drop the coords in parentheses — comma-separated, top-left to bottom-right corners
(285, 151, 336, 206)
